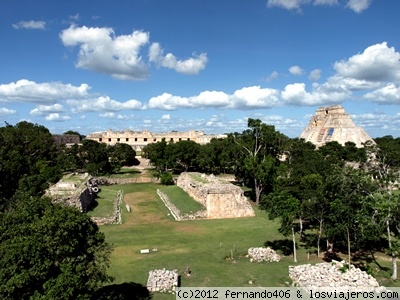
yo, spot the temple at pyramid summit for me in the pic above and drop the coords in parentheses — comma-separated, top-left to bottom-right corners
(299, 105, 375, 148)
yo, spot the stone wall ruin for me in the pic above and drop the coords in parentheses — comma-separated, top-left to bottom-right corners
(176, 172, 255, 219)
(147, 269, 179, 293)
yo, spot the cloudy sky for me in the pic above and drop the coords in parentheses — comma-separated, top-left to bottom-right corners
(1, 0, 399, 138)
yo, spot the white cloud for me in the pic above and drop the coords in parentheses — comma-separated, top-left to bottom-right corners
(0, 107, 16, 115)
(12, 20, 46, 30)
(289, 65, 305, 76)
(334, 42, 400, 83)
(45, 113, 71, 122)
(267, 0, 370, 12)
(30, 103, 65, 116)
(364, 84, 400, 104)
(346, 0, 372, 13)
(161, 114, 171, 120)
(149, 43, 208, 75)
(148, 87, 280, 110)
(266, 71, 279, 81)
(68, 96, 145, 112)
(99, 112, 115, 118)
(60, 26, 150, 80)
(309, 69, 321, 81)
(0, 79, 90, 103)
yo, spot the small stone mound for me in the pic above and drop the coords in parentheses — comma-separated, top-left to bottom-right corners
(289, 260, 380, 290)
(248, 247, 281, 262)
(147, 269, 179, 293)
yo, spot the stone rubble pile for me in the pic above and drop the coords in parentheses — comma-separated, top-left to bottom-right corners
(147, 269, 179, 293)
(289, 260, 381, 290)
(248, 247, 281, 262)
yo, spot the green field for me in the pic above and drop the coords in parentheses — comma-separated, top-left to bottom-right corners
(158, 185, 205, 214)
(93, 183, 400, 299)
(87, 186, 118, 218)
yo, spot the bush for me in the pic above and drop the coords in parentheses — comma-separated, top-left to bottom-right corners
(160, 172, 174, 185)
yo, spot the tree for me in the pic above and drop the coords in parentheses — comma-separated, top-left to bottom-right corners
(108, 143, 136, 172)
(63, 130, 85, 141)
(234, 118, 287, 205)
(0, 196, 113, 299)
(0, 121, 61, 206)
(79, 140, 111, 175)
(261, 191, 300, 262)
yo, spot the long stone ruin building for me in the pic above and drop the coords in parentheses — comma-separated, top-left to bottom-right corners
(300, 105, 374, 148)
(177, 172, 255, 219)
(86, 129, 227, 151)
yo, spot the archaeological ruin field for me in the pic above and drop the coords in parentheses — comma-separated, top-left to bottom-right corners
(90, 181, 399, 300)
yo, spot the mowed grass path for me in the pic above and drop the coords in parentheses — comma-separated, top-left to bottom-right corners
(98, 183, 322, 299)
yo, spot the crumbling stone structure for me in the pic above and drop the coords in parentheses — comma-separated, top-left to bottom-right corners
(300, 105, 375, 148)
(247, 247, 281, 262)
(147, 269, 179, 293)
(177, 172, 255, 219)
(46, 173, 98, 212)
(289, 260, 381, 290)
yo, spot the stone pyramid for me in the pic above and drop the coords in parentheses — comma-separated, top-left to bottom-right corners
(300, 105, 374, 148)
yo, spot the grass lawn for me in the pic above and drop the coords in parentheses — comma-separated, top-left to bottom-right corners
(93, 183, 400, 299)
(86, 186, 119, 218)
(108, 168, 142, 179)
(158, 185, 205, 214)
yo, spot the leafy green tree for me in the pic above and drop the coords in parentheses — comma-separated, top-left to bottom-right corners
(261, 191, 300, 262)
(324, 166, 378, 264)
(0, 121, 61, 206)
(0, 196, 113, 299)
(63, 130, 86, 141)
(142, 138, 170, 174)
(234, 118, 287, 205)
(108, 143, 136, 172)
(79, 140, 111, 175)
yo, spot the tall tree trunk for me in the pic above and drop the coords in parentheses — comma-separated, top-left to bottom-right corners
(387, 220, 397, 280)
(317, 220, 323, 258)
(299, 216, 303, 241)
(347, 226, 351, 265)
(254, 178, 262, 205)
(292, 226, 297, 262)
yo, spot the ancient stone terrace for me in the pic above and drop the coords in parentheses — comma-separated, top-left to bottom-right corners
(86, 129, 227, 151)
(177, 172, 255, 219)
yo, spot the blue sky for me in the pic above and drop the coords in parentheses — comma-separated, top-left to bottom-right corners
(1, 0, 399, 138)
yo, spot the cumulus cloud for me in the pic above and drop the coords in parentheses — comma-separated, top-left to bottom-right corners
(0, 107, 16, 115)
(289, 65, 305, 76)
(149, 43, 208, 75)
(267, 0, 370, 12)
(364, 84, 400, 104)
(61, 26, 207, 79)
(45, 113, 71, 122)
(334, 42, 400, 82)
(148, 87, 280, 110)
(161, 114, 171, 120)
(60, 26, 150, 80)
(0, 79, 90, 103)
(266, 71, 279, 82)
(346, 0, 372, 13)
(30, 104, 66, 116)
(12, 20, 46, 30)
(309, 69, 321, 81)
(68, 96, 145, 112)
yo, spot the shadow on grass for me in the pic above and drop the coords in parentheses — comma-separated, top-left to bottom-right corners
(87, 199, 99, 212)
(264, 239, 295, 256)
(93, 282, 152, 300)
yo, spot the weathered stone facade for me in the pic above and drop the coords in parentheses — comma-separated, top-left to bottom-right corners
(86, 129, 227, 151)
(300, 105, 375, 148)
(176, 172, 255, 219)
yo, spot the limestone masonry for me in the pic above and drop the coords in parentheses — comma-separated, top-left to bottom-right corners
(177, 172, 255, 219)
(300, 105, 374, 148)
(86, 129, 227, 151)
